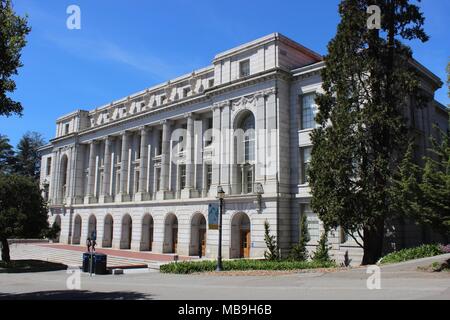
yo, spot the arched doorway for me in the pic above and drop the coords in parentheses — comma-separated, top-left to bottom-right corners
(53, 215, 61, 243)
(230, 212, 251, 258)
(102, 214, 114, 248)
(87, 215, 97, 239)
(73, 215, 82, 245)
(120, 214, 132, 249)
(163, 214, 178, 253)
(190, 213, 206, 257)
(59, 154, 69, 200)
(140, 214, 154, 251)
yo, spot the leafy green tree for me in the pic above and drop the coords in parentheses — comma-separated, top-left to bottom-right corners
(289, 214, 310, 261)
(263, 220, 279, 260)
(0, 0, 31, 117)
(0, 174, 50, 262)
(0, 134, 15, 173)
(14, 131, 45, 180)
(309, 0, 429, 264)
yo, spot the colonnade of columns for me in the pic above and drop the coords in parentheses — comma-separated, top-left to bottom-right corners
(53, 112, 206, 205)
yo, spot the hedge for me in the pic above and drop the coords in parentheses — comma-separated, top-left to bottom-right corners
(160, 259, 337, 274)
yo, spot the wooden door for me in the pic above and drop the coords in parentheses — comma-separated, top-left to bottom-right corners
(149, 225, 153, 251)
(172, 227, 178, 253)
(240, 230, 250, 258)
(199, 228, 206, 257)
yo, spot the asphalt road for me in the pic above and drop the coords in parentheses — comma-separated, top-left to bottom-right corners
(0, 254, 449, 300)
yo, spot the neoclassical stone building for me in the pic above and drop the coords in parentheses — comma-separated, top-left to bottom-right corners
(39, 33, 448, 263)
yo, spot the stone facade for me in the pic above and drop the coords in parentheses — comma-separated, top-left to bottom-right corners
(39, 33, 448, 264)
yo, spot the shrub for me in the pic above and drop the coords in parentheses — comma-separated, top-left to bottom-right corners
(263, 220, 279, 261)
(439, 244, 450, 254)
(312, 230, 332, 263)
(160, 259, 337, 274)
(289, 214, 310, 261)
(379, 244, 444, 265)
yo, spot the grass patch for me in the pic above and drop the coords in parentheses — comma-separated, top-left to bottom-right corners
(379, 244, 444, 265)
(0, 260, 67, 273)
(160, 259, 337, 274)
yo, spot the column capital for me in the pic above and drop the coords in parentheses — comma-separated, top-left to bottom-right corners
(87, 139, 99, 145)
(119, 130, 132, 137)
(138, 125, 152, 134)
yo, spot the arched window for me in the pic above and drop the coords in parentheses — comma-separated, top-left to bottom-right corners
(236, 112, 255, 194)
(242, 114, 255, 163)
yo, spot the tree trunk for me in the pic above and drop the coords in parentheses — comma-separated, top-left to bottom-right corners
(362, 218, 385, 265)
(1, 238, 10, 263)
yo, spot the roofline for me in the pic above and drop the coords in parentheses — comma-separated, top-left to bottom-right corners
(213, 32, 323, 62)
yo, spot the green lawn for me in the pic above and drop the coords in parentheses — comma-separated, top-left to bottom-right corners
(0, 260, 67, 273)
(160, 259, 337, 274)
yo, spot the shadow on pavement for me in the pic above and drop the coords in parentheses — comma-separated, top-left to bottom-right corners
(0, 290, 152, 300)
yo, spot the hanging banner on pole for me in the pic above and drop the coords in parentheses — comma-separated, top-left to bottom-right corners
(208, 203, 219, 230)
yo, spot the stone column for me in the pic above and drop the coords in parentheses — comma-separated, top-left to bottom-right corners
(156, 120, 173, 200)
(220, 102, 232, 194)
(135, 127, 150, 201)
(117, 131, 131, 202)
(84, 141, 97, 204)
(99, 136, 113, 203)
(181, 113, 199, 199)
(210, 104, 221, 193)
(49, 150, 58, 204)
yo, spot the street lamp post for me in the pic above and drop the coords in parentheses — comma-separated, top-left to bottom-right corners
(216, 186, 225, 271)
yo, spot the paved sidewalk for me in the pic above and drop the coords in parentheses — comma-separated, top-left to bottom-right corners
(0, 254, 449, 300)
(9, 243, 193, 269)
(38, 243, 192, 262)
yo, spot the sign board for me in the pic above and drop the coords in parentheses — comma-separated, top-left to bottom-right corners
(50, 206, 65, 216)
(208, 203, 219, 230)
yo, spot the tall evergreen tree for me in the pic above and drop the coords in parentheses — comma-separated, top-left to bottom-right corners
(309, 0, 429, 264)
(0, 0, 31, 117)
(14, 131, 45, 180)
(0, 134, 14, 173)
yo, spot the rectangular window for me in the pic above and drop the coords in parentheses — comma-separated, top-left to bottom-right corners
(301, 204, 319, 242)
(155, 168, 161, 191)
(158, 130, 163, 155)
(204, 118, 213, 146)
(179, 165, 186, 190)
(135, 171, 140, 193)
(246, 167, 253, 193)
(300, 146, 312, 184)
(136, 136, 141, 159)
(239, 59, 250, 78)
(46, 157, 52, 175)
(208, 79, 214, 88)
(64, 123, 70, 135)
(244, 138, 255, 162)
(183, 87, 191, 97)
(206, 164, 212, 190)
(160, 95, 167, 104)
(300, 93, 316, 130)
(116, 173, 121, 194)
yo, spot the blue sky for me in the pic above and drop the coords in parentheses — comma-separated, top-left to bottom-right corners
(1, 0, 448, 146)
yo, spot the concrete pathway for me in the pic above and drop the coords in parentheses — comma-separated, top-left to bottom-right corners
(1, 251, 449, 300)
(8, 243, 192, 269)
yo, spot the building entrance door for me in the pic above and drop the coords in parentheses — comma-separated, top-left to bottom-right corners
(172, 227, 178, 253)
(240, 230, 250, 258)
(199, 227, 206, 257)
